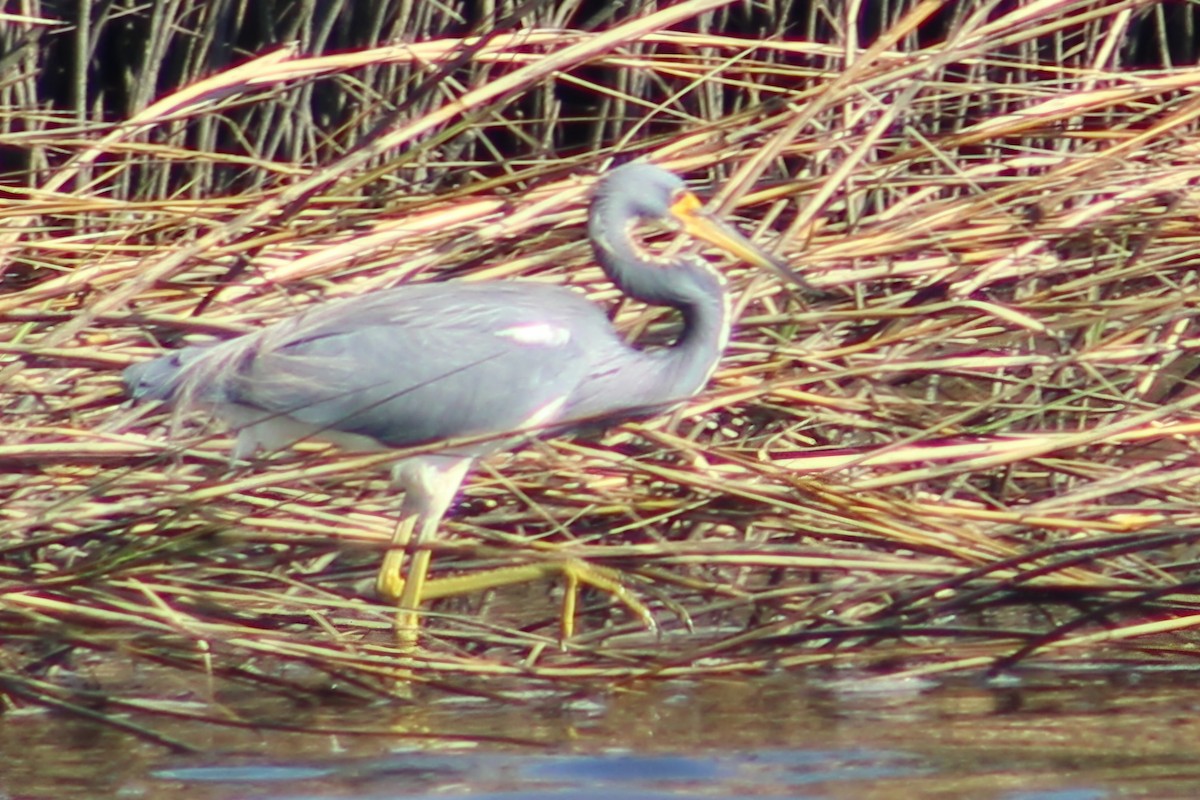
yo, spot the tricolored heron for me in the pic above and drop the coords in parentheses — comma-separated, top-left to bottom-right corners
(124, 163, 824, 643)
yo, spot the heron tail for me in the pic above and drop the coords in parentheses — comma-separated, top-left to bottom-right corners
(123, 348, 204, 402)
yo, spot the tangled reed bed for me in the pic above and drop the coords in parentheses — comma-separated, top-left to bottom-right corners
(5, 0, 1200, 734)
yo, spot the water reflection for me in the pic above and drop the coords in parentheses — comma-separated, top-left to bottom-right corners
(153, 748, 922, 798)
(5, 671, 1200, 797)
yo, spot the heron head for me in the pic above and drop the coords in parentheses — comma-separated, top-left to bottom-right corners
(610, 164, 799, 280)
(594, 163, 828, 298)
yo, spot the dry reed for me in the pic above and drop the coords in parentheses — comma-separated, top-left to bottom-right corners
(4, 0, 1200, 739)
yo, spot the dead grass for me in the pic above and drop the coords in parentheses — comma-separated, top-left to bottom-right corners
(5, 0, 1200, 735)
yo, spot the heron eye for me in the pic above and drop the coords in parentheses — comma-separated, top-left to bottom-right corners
(668, 190, 703, 219)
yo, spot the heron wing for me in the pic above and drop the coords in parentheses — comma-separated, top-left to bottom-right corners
(206, 283, 621, 449)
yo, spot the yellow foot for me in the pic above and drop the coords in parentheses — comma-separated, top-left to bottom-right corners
(375, 548, 406, 603)
(413, 556, 658, 643)
(557, 558, 656, 641)
(375, 554, 430, 647)
(377, 525, 663, 645)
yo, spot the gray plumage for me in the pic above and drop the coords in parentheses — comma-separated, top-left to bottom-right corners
(124, 163, 818, 637)
(124, 164, 739, 459)
(126, 281, 692, 458)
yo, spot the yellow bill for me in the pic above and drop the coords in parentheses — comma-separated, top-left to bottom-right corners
(667, 190, 829, 299)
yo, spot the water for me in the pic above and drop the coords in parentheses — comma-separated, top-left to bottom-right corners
(4, 669, 1200, 798)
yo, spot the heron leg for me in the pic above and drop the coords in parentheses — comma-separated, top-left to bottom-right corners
(393, 513, 443, 645)
(379, 457, 472, 645)
(377, 457, 657, 643)
(375, 511, 419, 603)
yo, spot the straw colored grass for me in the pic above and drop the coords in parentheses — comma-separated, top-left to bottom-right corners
(5, 0, 1200, 733)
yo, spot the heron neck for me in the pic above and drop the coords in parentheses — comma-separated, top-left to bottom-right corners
(589, 199, 731, 402)
(663, 286, 730, 398)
